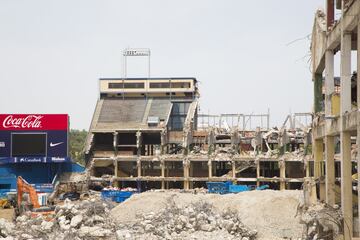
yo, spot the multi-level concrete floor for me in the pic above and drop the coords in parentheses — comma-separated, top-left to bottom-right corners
(84, 77, 312, 192)
(311, 0, 360, 238)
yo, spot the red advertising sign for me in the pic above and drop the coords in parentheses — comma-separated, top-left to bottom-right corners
(0, 114, 68, 131)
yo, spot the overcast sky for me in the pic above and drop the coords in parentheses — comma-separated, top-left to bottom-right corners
(0, 0, 324, 130)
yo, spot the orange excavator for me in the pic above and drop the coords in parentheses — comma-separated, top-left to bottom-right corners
(16, 176, 55, 217)
(17, 176, 40, 211)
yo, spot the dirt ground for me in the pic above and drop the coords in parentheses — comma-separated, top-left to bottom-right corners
(0, 208, 15, 221)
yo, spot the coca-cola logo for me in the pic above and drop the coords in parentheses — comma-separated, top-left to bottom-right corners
(2, 115, 43, 129)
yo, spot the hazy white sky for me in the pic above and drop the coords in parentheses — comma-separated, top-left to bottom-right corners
(0, 0, 324, 130)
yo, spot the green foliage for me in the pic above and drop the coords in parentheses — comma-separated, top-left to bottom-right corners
(69, 129, 88, 165)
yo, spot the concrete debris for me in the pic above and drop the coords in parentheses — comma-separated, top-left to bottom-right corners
(111, 190, 304, 240)
(300, 203, 343, 240)
(0, 218, 14, 238)
(122, 198, 257, 240)
(0, 190, 324, 240)
(0, 194, 117, 240)
(58, 172, 87, 183)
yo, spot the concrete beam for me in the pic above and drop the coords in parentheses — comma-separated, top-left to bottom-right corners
(327, 0, 360, 50)
(312, 110, 358, 140)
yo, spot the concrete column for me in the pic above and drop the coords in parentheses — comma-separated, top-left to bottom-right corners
(136, 131, 142, 182)
(304, 178, 318, 206)
(136, 131, 142, 156)
(305, 160, 310, 177)
(340, 30, 353, 239)
(232, 161, 236, 179)
(340, 33, 352, 112)
(325, 50, 335, 116)
(340, 131, 353, 238)
(256, 160, 260, 187)
(137, 159, 141, 177)
(113, 160, 119, 188)
(161, 160, 165, 189)
(314, 139, 324, 179)
(325, 47, 336, 206)
(113, 132, 119, 187)
(325, 136, 336, 206)
(279, 160, 286, 190)
(183, 159, 189, 190)
(314, 73, 323, 113)
(315, 138, 326, 201)
(208, 160, 212, 178)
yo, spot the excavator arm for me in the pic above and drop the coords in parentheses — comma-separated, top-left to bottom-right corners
(17, 176, 40, 209)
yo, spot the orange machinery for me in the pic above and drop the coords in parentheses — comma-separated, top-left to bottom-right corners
(17, 176, 40, 209)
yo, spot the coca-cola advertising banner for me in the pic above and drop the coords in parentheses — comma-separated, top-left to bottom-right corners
(0, 114, 69, 163)
(0, 114, 68, 131)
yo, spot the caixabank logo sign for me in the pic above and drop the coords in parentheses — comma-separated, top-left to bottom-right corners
(0, 114, 70, 163)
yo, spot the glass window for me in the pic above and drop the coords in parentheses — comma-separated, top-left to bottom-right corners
(171, 82, 191, 88)
(150, 82, 171, 88)
(149, 82, 191, 89)
(108, 82, 144, 89)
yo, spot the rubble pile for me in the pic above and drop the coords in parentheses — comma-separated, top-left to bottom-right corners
(0, 198, 117, 240)
(1, 190, 305, 240)
(111, 190, 304, 240)
(300, 203, 343, 240)
(120, 198, 257, 240)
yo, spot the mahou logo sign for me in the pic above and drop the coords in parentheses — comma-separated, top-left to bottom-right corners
(3, 115, 43, 129)
(0, 114, 68, 131)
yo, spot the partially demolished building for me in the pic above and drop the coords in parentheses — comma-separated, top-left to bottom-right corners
(310, 0, 360, 238)
(84, 77, 312, 191)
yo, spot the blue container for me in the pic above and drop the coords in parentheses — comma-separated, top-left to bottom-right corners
(101, 190, 119, 199)
(256, 185, 269, 190)
(206, 181, 232, 194)
(115, 191, 133, 198)
(101, 190, 134, 202)
(229, 184, 249, 193)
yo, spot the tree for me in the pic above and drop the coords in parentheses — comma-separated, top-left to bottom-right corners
(69, 129, 88, 165)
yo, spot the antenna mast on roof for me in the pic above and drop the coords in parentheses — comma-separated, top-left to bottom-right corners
(122, 48, 151, 78)
(122, 48, 151, 99)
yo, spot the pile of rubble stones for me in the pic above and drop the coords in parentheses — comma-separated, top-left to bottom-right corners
(0, 195, 257, 240)
(0, 198, 117, 240)
(300, 203, 343, 240)
(117, 199, 257, 240)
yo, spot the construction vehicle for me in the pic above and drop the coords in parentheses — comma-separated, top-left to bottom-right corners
(16, 176, 40, 214)
(0, 199, 10, 209)
(16, 176, 55, 217)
